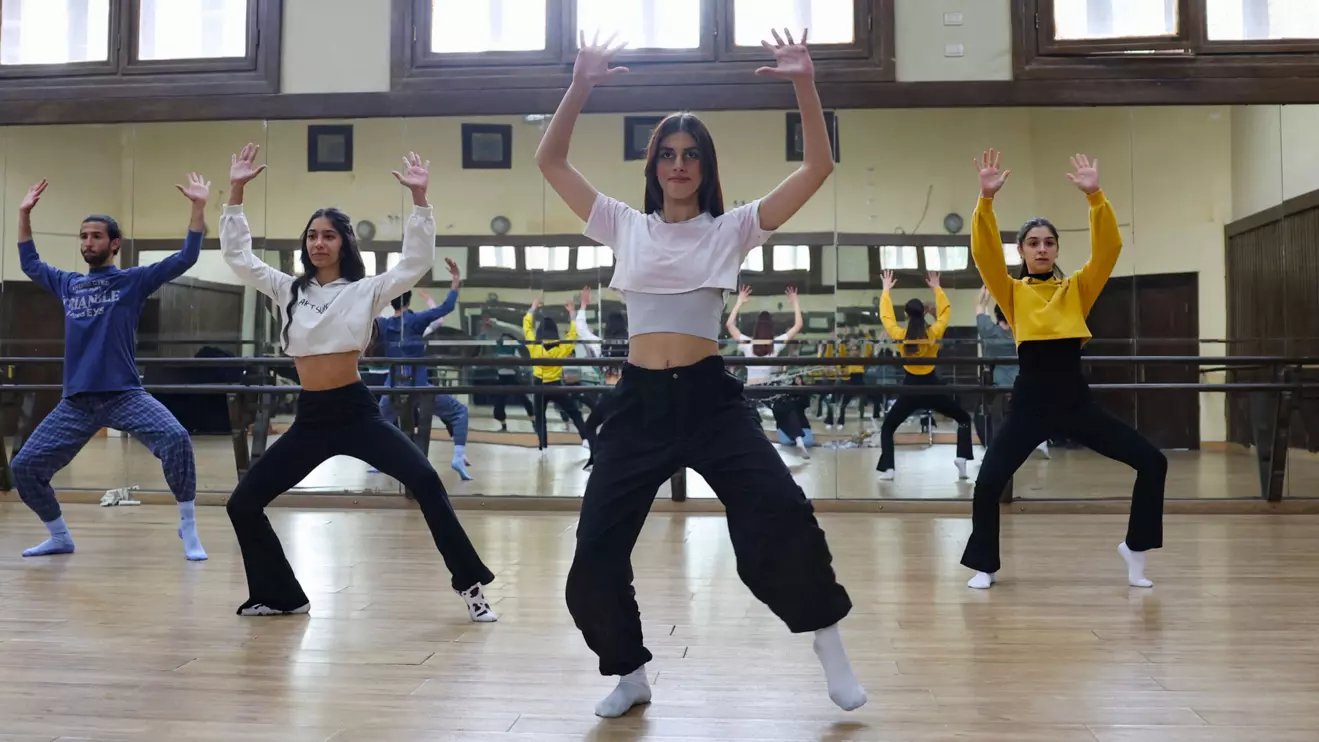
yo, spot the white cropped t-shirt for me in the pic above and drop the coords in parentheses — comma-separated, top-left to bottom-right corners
(219, 203, 436, 357)
(739, 333, 789, 385)
(584, 193, 774, 340)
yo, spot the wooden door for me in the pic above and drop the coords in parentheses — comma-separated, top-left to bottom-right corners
(1133, 273, 1200, 450)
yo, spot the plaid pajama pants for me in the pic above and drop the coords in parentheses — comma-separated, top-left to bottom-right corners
(11, 390, 196, 522)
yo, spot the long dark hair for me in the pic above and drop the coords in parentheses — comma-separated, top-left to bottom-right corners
(537, 316, 560, 343)
(751, 310, 776, 357)
(1016, 217, 1064, 279)
(282, 208, 367, 350)
(903, 299, 927, 356)
(602, 310, 628, 358)
(643, 113, 724, 217)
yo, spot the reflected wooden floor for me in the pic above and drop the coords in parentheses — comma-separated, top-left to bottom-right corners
(2, 504, 1318, 740)
(13, 430, 1319, 502)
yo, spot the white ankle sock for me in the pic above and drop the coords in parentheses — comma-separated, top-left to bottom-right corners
(456, 583, 498, 622)
(812, 624, 867, 711)
(1119, 542, 1153, 587)
(967, 571, 996, 589)
(796, 437, 810, 459)
(878, 469, 895, 481)
(955, 458, 969, 480)
(594, 666, 651, 717)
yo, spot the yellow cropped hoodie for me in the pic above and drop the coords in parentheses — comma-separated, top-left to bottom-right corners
(880, 286, 951, 376)
(971, 189, 1121, 345)
(523, 312, 577, 383)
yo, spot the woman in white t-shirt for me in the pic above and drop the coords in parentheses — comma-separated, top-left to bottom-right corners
(536, 29, 865, 719)
(726, 285, 811, 455)
(726, 284, 802, 384)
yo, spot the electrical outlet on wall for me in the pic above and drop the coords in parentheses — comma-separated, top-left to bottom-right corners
(943, 12, 963, 26)
(944, 43, 965, 57)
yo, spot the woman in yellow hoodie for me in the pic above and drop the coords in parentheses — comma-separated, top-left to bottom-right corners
(960, 149, 1165, 591)
(524, 295, 593, 452)
(876, 269, 975, 482)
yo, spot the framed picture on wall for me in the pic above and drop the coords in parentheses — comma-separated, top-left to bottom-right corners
(462, 123, 513, 169)
(307, 124, 354, 172)
(785, 111, 839, 163)
(624, 116, 665, 161)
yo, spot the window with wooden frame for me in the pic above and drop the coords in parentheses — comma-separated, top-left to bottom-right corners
(1015, 0, 1319, 78)
(0, 0, 281, 99)
(393, 0, 892, 92)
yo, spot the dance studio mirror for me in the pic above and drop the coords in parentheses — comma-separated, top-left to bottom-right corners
(125, 120, 270, 499)
(1, 124, 138, 498)
(0, 105, 1289, 506)
(1278, 104, 1317, 499)
(822, 107, 1141, 503)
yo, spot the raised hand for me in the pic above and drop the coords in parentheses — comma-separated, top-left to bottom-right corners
(755, 29, 814, 82)
(926, 271, 941, 289)
(881, 269, 896, 291)
(230, 143, 266, 185)
(574, 30, 629, 87)
(531, 295, 542, 312)
(975, 148, 1011, 199)
(391, 152, 430, 202)
(20, 179, 48, 214)
(736, 285, 753, 303)
(564, 296, 577, 314)
(175, 172, 211, 204)
(1066, 153, 1100, 195)
(444, 257, 460, 281)
(785, 285, 799, 303)
(580, 285, 593, 307)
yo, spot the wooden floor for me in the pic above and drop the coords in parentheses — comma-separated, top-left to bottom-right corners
(2, 503, 1318, 740)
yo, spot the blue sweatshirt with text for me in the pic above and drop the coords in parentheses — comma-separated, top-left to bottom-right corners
(375, 289, 458, 385)
(20, 231, 202, 397)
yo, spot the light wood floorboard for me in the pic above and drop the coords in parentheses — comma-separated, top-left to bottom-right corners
(0, 505, 1316, 740)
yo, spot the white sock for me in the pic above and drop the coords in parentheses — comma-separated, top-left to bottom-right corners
(1119, 542, 1153, 588)
(796, 437, 811, 459)
(967, 571, 996, 589)
(1037, 441, 1051, 459)
(176, 500, 208, 561)
(878, 469, 895, 481)
(813, 625, 866, 711)
(594, 666, 651, 718)
(955, 458, 969, 480)
(456, 583, 498, 622)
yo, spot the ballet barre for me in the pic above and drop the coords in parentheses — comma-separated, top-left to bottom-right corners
(0, 355, 1313, 503)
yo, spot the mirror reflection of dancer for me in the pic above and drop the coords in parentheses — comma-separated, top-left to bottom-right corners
(12, 176, 208, 561)
(725, 285, 809, 456)
(577, 286, 627, 471)
(961, 149, 1166, 590)
(524, 295, 593, 453)
(875, 270, 974, 481)
(376, 266, 474, 480)
(537, 29, 865, 718)
(219, 143, 496, 620)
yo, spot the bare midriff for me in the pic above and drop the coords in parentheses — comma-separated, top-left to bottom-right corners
(627, 332, 719, 370)
(293, 350, 366, 391)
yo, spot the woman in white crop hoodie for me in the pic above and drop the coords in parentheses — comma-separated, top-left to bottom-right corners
(536, 29, 865, 719)
(218, 143, 495, 622)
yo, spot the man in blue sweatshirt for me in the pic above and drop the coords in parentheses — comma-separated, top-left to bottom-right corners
(11, 174, 209, 561)
(375, 256, 473, 481)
